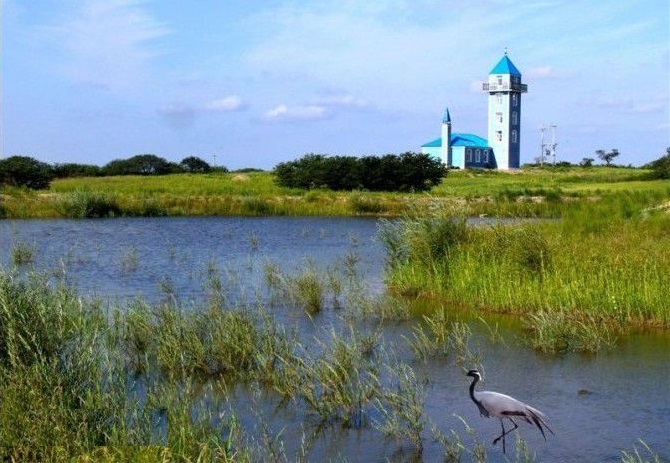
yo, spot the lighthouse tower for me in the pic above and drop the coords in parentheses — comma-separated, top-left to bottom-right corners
(440, 107, 452, 165)
(483, 53, 527, 169)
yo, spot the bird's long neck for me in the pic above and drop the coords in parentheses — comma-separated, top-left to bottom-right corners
(469, 376, 489, 417)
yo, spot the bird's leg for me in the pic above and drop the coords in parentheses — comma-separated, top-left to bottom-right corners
(493, 418, 519, 454)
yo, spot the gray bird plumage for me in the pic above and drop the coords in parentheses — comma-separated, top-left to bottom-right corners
(466, 369, 553, 453)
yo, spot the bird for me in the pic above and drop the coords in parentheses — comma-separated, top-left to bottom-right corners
(465, 369, 553, 453)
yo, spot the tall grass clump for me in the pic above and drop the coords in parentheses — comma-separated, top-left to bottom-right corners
(374, 362, 426, 454)
(10, 242, 36, 267)
(275, 327, 381, 429)
(0, 271, 130, 457)
(120, 301, 263, 380)
(382, 191, 670, 347)
(525, 307, 617, 354)
(58, 188, 122, 218)
(379, 214, 469, 297)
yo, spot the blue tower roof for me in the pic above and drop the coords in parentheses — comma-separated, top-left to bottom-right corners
(421, 133, 489, 148)
(490, 54, 521, 76)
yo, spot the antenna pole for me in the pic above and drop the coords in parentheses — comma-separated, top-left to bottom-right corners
(539, 126, 546, 166)
(550, 124, 557, 165)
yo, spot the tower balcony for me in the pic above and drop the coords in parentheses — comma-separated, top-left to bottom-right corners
(482, 82, 528, 93)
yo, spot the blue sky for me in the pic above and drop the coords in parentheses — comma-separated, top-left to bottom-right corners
(2, 0, 669, 169)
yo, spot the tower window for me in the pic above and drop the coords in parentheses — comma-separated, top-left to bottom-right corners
(496, 94, 503, 105)
(496, 131, 503, 142)
(497, 75, 503, 85)
(512, 130, 518, 143)
(512, 111, 518, 125)
(496, 112, 503, 124)
(512, 94, 517, 106)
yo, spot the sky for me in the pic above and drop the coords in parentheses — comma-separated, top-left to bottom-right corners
(2, 0, 669, 170)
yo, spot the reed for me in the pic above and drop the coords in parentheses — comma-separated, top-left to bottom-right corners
(383, 190, 670, 351)
(374, 361, 426, 453)
(10, 242, 35, 267)
(621, 440, 662, 463)
(58, 188, 122, 218)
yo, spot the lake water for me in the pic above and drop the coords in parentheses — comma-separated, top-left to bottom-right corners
(1, 217, 668, 462)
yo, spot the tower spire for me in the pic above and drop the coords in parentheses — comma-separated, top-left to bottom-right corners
(442, 107, 451, 124)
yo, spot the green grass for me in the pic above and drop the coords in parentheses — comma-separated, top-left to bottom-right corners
(382, 188, 670, 352)
(1, 167, 664, 218)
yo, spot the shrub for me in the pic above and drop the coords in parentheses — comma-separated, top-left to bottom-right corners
(274, 152, 447, 192)
(0, 155, 53, 189)
(103, 154, 178, 176)
(52, 163, 102, 178)
(645, 148, 670, 180)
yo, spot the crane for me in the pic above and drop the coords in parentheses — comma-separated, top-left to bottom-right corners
(466, 369, 553, 453)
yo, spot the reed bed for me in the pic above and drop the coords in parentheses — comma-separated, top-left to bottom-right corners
(0, 265, 475, 461)
(382, 189, 670, 352)
(0, 251, 662, 461)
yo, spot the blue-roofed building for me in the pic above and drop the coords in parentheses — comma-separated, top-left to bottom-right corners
(421, 53, 527, 170)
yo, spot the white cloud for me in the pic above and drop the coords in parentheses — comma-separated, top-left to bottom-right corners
(203, 96, 247, 111)
(312, 93, 369, 108)
(262, 104, 330, 122)
(35, 0, 171, 92)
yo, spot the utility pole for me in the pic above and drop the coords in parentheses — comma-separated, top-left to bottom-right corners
(550, 124, 558, 165)
(539, 126, 547, 166)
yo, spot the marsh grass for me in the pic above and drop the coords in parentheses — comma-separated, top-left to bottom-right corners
(58, 188, 122, 218)
(374, 361, 426, 453)
(10, 242, 35, 267)
(383, 190, 670, 351)
(526, 308, 618, 354)
(1, 264, 658, 461)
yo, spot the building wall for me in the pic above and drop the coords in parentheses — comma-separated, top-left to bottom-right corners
(421, 145, 441, 162)
(452, 146, 465, 169)
(486, 74, 522, 169)
(463, 148, 495, 169)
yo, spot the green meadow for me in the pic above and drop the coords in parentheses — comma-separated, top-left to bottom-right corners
(1, 166, 666, 219)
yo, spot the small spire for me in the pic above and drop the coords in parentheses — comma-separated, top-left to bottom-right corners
(504, 47, 508, 56)
(442, 107, 451, 124)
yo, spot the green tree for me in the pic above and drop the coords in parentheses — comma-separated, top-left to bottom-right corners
(0, 155, 53, 189)
(52, 163, 101, 178)
(274, 152, 446, 192)
(596, 149, 620, 166)
(645, 147, 670, 179)
(580, 157, 594, 167)
(103, 154, 178, 176)
(180, 156, 211, 173)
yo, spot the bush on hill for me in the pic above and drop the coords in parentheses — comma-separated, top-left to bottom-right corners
(274, 152, 447, 192)
(0, 155, 54, 189)
(644, 148, 670, 180)
(102, 154, 180, 176)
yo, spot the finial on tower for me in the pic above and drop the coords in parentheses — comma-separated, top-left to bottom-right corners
(442, 107, 451, 124)
(504, 47, 508, 56)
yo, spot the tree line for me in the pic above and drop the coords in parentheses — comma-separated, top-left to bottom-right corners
(0, 154, 224, 190)
(274, 152, 447, 192)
